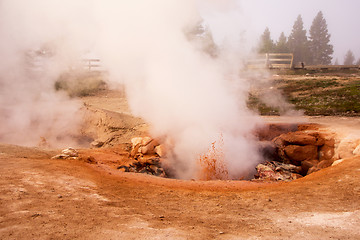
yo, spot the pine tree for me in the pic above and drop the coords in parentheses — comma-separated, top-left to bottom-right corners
(288, 15, 311, 64)
(258, 27, 275, 53)
(334, 58, 339, 65)
(275, 32, 289, 53)
(344, 50, 355, 65)
(185, 20, 218, 57)
(309, 11, 333, 65)
(356, 58, 360, 66)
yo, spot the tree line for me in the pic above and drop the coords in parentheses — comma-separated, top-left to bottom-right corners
(258, 11, 360, 66)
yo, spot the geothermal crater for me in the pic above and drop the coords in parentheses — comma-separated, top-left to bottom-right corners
(75, 90, 359, 182)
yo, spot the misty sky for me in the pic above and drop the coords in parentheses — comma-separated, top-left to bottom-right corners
(224, 0, 360, 63)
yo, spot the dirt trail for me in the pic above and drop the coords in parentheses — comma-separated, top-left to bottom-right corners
(1, 90, 360, 239)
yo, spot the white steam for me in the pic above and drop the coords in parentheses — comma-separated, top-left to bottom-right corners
(0, 0, 266, 178)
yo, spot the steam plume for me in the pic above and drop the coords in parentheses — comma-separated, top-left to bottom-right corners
(0, 0, 265, 178)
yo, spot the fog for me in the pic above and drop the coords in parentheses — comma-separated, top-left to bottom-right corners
(240, 0, 360, 63)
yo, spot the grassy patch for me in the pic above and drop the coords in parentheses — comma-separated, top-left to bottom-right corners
(55, 71, 107, 97)
(281, 79, 360, 116)
(247, 94, 280, 115)
(248, 77, 360, 116)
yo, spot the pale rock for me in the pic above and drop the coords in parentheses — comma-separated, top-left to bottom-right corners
(61, 147, 78, 157)
(335, 138, 360, 159)
(353, 144, 360, 155)
(131, 137, 143, 148)
(331, 159, 344, 166)
(155, 145, 166, 157)
(141, 137, 152, 146)
(139, 139, 159, 155)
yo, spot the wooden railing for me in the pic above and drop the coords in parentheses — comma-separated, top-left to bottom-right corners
(246, 53, 294, 69)
(82, 59, 101, 71)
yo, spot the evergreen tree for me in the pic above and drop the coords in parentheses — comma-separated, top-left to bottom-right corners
(185, 20, 218, 57)
(288, 15, 311, 64)
(258, 27, 275, 53)
(344, 50, 355, 65)
(356, 58, 360, 65)
(309, 11, 333, 65)
(334, 58, 339, 65)
(275, 32, 289, 53)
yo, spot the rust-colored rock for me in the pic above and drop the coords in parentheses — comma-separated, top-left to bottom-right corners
(317, 160, 334, 169)
(297, 123, 320, 131)
(319, 145, 335, 161)
(272, 136, 289, 163)
(301, 160, 319, 175)
(308, 132, 326, 146)
(139, 139, 159, 155)
(130, 143, 141, 157)
(255, 123, 298, 141)
(307, 166, 320, 175)
(284, 145, 318, 162)
(279, 132, 319, 146)
(130, 137, 160, 156)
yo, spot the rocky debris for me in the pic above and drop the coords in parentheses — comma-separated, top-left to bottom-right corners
(118, 137, 167, 177)
(117, 156, 166, 177)
(255, 130, 336, 181)
(254, 161, 302, 181)
(51, 147, 79, 160)
(130, 137, 160, 157)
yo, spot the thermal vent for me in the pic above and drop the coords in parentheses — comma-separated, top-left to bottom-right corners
(115, 123, 337, 181)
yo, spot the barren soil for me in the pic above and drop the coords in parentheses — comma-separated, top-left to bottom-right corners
(1, 88, 360, 239)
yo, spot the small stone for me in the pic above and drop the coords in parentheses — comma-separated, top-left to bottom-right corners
(353, 144, 360, 155)
(307, 166, 320, 175)
(291, 173, 303, 179)
(141, 137, 153, 146)
(155, 144, 166, 157)
(61, 147, 78, 157)
(317, 160, 334, 169)
(91, 140, 104, 148)
(117, 165, 129, 172)
(332, 159, 344, 166)
(301, 160, 319, 175)
(85, 156, 96, 164)
(131, 137, 143, 148)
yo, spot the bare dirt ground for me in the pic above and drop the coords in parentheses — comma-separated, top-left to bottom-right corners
(1, 89, 360, 239)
